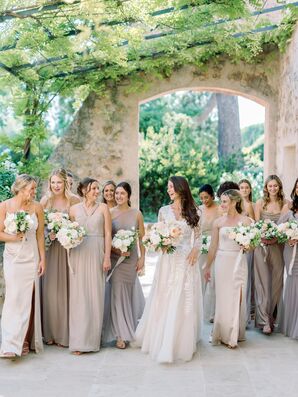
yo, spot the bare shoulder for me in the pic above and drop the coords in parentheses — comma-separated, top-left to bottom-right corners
(70, 194, 81, 205)
(241, 215, 252, 226)
(0, 200, 8, 213)
(255, 198, 263, 208)
(98, 202, 108, 212)
(213, 216, 225, 228)
(34, 201, 44, 214)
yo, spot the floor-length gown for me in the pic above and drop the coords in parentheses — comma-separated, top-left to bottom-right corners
(103, 209, 145, 343)
(41, 209, 69, 346)
(198, 215, 216, 322)
(279, 211, 298, 339)
(1, 212, 43, 356)
(254, 211, 284, 330)
(212, 227, 247, 347)
(68, 203, 105, 352)
(135, 205, 203, 363)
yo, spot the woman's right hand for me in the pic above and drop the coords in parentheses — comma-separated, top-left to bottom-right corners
(204, 268, 211, 283)
(13, 233, 24, 242)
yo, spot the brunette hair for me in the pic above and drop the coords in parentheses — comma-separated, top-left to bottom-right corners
(102, 180, 116, 204)
(239, 179, 253, 202)
(169, 175, 200, 228)
(77, 177, 98, 198)
(116, 181, 132, 207)
(11, 174, 36, 195)
(290, 178, 298, 214)
(217, 180, 239, 198)
(199, 184, 215, 199)
(263, 174, 284, 210)
(222, 189, 243, 214)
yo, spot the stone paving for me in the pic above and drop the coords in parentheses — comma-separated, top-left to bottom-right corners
(1, 253, 298, 397)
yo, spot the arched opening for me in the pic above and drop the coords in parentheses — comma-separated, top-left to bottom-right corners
(138, 89, 266, 220)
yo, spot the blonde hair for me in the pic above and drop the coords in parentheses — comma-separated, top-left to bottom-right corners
(263, 175, 284, 210)
(11, 174, 36, 196)
(222, 189, 243, 214)
(46, 168, 72, 208)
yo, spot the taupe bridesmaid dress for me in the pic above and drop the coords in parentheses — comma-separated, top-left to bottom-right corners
(41, 209, 69, 346)
(254, 211, 284, 330)
(103, 209, 145, 343)
(198, 215, 216, 322)
(279, 211, 298, 339)
(68, 203, 105, 352)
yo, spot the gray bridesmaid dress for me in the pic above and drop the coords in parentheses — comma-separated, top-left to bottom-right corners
(103, 208, 145, 343)
(69, 203, 105, 352)
(280, 211, 298, 339)
(42, 212, 69, 346)
(254, 211, 284, 330)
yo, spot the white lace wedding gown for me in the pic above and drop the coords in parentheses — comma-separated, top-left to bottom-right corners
(135, 205, 203, 363)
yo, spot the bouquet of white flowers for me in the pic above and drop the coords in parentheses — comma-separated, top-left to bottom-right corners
(277, 219, 298, 275)
(4, 211, 34, 235)
(56, 221, 86, 250)
(277, 219, 298, 243)
(112, 228, 138, 253)
(253, 219, 280, 244)
(142, 221, 183, 254)
(229, 223, 261, 250)
(44, 210, 70, 249)
(201, 235, 211, 254)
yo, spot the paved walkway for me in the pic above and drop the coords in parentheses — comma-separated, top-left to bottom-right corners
(1, 254, 298, 397)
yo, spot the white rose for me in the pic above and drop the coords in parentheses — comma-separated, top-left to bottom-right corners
(150, 233, 161, 245)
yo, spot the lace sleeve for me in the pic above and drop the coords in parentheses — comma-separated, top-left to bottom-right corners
(158, 207, 165, 222)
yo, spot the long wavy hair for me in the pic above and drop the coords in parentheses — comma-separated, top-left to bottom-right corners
(46, 168, 72, 208)
(222, 189, 243, 214)
(262, 175, 285, 210)
(169, 176, 200, 228)
(290, 178, 298, 214)
(239, 179, 253, 202)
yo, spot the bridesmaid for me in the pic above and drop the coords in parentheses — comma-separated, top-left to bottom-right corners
(239, 179, 255, 219)
(239, 178, 255, 325)
(68, 177, 112, 354)
(204, 189, 251, 348)
(254, 175, 289, 334)
(102, 180, 117, 209)
(103, 182, 145, 349)
(198, 184, 220, 323)
(40, 168, 80, 347)
(0, 174, 45, 358)
(279, 178, 298, 339)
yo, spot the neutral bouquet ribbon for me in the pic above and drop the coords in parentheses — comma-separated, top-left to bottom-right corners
(106, 256, 126, 282)
(66, 249, 74, 275)
(288, 244, 297, 276)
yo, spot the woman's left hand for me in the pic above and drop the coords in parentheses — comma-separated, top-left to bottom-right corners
(187, 247, 199, 266)
(103, 258, 111, 272)
(288, 239, 298, 247)
(38, 260, 46, 277)
(136, 257, 145, 272)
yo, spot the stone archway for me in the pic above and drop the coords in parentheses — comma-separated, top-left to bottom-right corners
(53, 24, 298, 204)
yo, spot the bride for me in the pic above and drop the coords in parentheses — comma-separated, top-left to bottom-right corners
(135, 176, 203, 363)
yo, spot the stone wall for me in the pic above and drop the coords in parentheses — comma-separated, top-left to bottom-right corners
(53, 53, 281, 207)
(276, 24, 298, 197)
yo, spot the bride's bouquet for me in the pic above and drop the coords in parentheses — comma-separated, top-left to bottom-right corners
(44, 210, 70, 249)
(277, 219, 298, 243)
(253, 219, 281, 245)
(4, 211, 35, 235)
(229, 223, 261, 250)
(56, 221, 86, 250)
(201, 235, 211, 254)
(112, 228, 138, 254)
(142, 221, 183, 254)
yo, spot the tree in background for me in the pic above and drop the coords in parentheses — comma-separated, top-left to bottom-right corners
(139, 91, 264, 220)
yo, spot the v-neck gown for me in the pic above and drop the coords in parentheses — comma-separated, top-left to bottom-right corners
(68, 203, 105, 352)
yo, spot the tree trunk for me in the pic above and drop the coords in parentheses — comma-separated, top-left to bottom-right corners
(216, 93, 242, 162)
